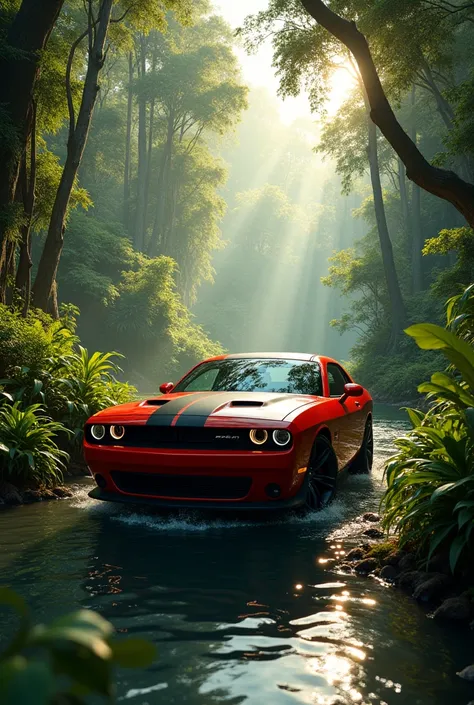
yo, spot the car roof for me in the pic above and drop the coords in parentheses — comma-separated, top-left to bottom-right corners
(202, 352, 339, 365)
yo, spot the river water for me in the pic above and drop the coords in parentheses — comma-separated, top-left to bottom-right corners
(1, 406, 473, 705)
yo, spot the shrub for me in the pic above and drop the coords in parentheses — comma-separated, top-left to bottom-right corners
(53, 347, 136, 443)
(381, 285, 474, 573)
(0, 404, 70, 488)
(0, 305, 75, 379)
(0, 587, 156, 704)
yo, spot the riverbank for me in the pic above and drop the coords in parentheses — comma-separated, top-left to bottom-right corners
(328, 513, 474, 632)
(0, 481, 75, 506)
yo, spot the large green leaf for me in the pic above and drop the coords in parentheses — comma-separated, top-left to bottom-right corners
(449, 534, 467, 573)
(406, 323, 474, 389)
(52, 646, 112, 697)
(30, 625, 112, 660)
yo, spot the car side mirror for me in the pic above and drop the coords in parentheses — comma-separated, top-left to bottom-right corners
(159, 382, 174, 395)
(339, 383, 363, 404)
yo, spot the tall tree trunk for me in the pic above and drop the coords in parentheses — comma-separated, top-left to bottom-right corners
(15, 103, 37, 315)
(411, 182, 423, 293)
(398, 157, 410, 236)
(32, 0, 114, 313)
(0, 0, 64, 302)
(123, 52, 133, 233)
(410, 87, 423, 294)
(299, 0, 474, 226)
(419, 57, 454, 131)
(149, 109, 175, 257)
(365, 105, 406, 346)
(134, 34, 147, 252)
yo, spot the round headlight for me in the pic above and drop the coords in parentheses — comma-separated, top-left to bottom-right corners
(91, 424, 105, 441)
(110, 425, 125, 441)
(273, 430, 292, 447)
(249, 429, 268, 445)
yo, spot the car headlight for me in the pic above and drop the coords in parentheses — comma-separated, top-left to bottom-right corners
(110, 425, 125, 441)
(249, 429, 268, 445)
(273, 430, 292, 447)
(91, 424, 106, 441)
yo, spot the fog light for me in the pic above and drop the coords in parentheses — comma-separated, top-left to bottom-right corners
(95, 473, 106, 488)
(266, 483, 281, 498)
(273, 429, 292, 447)
(91, 424, 105, 441)
(250, 429, 268, 445)
(110, 425, 125, 440)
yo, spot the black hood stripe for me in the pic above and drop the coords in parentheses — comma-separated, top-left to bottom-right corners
(146, 393, 209, 426)
(173, 392, 240, 427)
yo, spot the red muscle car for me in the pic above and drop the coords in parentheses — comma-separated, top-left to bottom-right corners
(85, 353, 373, 511)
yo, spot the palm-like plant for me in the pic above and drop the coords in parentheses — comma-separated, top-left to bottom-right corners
(382, 285, 474, 573)
(54, 347, 135, 442)
(0, 404, 70, 487)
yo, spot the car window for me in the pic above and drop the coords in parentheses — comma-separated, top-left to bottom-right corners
(327, 363, 349, 397)
(183, 367, 220, 391)
(174, 359, 323, 395)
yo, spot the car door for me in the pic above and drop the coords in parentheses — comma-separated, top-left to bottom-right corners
(326, 363, 361, 467)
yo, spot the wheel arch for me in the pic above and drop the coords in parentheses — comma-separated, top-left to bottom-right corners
(316, 425, 332, 444)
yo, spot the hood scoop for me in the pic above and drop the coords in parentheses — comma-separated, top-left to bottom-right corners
(144, 399, 170, 407)
(229, 400, 264, 408)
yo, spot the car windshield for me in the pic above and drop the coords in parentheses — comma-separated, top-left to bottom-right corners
(173, 358, 323, 396)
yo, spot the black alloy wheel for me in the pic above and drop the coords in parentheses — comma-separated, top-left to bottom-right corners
(349, 418, 374, 475)
(303, 434, 339, 511)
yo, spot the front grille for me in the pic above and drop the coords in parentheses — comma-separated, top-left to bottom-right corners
(85, 425, 290, 451)
(110, 471, 252, 500)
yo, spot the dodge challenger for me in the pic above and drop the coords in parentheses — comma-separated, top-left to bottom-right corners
(85, 353, 373, 511)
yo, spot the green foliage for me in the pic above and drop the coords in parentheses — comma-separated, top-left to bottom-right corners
(0, 587, 156, 704)
(54, 347, 136, 442)
(0, 305, 76, 379)
(0, 404, 69, 488)
(382, 286, 474, 572)
(424, 228, 474, 300)
(0, 305, 136, 457)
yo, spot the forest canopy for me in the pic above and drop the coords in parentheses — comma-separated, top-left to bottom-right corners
(0, 0, 473, 400)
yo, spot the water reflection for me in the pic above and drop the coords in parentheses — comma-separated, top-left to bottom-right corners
(0, 413, 473, 704)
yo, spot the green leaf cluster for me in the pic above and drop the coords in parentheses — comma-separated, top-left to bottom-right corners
(0, 588, 156, 704)
(382, 286, 474, 572)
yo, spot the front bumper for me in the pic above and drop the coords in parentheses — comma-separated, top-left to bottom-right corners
(88, 480, 308, 511)
(84, 442, 308, 507)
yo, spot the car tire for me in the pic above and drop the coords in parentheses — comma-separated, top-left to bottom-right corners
(349, 417, 374, 475)
(302, 434, 339, 511)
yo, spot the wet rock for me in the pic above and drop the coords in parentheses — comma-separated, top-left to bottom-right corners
(398, 554, 417, 572)
(433, 597, 472, 622)
(425, 553, 451, 575)
(382, 551, 403, 568)
(338, 563, 354, 574)
(22, 489, 43, 503)
(363, 512, 381, 523)
(41, 489, 58, 501)
(354, 558, 378, 575)
(52, 486, 73, 498)
(380, 565, 398, 582)
(413, 574, 452, 603)
(0, 482, 23, 505)
(396, 570, 427, 592)
(363, 527, 385, 539)
(457, 665, 474, 681)
(346, 547, 367, 562)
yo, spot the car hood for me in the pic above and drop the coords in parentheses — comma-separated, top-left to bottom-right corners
(91, 391, 324, 425)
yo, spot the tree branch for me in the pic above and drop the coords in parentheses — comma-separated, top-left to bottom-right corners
(66, 27, 89, 135)
(299, 0, 474, 227)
